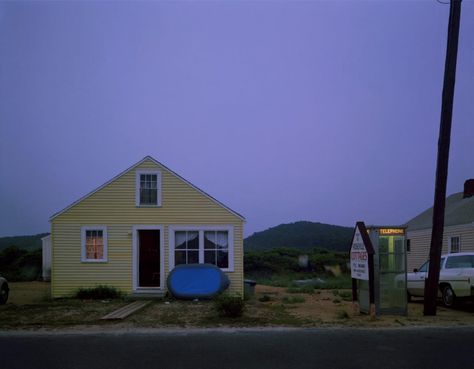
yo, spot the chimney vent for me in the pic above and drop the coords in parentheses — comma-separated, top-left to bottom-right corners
(463, 179, 474, 198)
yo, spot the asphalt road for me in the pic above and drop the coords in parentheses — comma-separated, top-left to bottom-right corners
(1, 327, 473, 369)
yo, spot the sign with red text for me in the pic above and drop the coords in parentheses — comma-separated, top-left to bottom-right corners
(350, 227, 369, 280)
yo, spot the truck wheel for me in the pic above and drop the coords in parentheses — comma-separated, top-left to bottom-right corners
(0, 283, 8, 304)
(441, 285, 456, 308)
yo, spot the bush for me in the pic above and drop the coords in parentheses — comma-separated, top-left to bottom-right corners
(259, 294, 272, 302)
(286, 285, 314, 294)
(282, 296, 305, 304)
(244, 247, 349, 275)
(336, 310, 350, 319)
(0, 246, 41, 281)
(74, 285, 122, 299)
(244, 248, 302, 274)
(214, 294, 245, 318)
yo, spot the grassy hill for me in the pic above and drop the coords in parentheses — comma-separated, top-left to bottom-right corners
(244, 221, 353, 252)
(0, 233, 48, 252)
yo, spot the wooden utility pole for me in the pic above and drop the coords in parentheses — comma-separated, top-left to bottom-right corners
(424, 0, 462, 316)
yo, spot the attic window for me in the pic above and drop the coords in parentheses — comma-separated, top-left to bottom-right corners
(136, 170, 162, 207)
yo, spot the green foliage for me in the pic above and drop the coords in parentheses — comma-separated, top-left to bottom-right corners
(332, 290, 352, 301)
(244, 221, 353, 252)
(74, 285, 122, 300)
(246, 270, 351, 290)
(245, 272, 302, 287)
(336, 310, 350, 319)
(245, 248, 302, 274)
(0, 233, 48, 252)
(244, 247, 349, 275)
(282, 296, 306, 304)
(0, 246, 42, 281)
(308, 251, 350, 273)
(286, 285, 315, 294)
(214, 294, 245, 318)
(319, 275, 352, 290)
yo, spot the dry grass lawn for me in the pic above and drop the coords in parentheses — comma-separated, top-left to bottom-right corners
(6, 281, 51, 305)
(1, 282, 473, 330)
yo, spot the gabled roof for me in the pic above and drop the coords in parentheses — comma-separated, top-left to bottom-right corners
(405, 192, 474, 231)
(50, 156, 245, 221)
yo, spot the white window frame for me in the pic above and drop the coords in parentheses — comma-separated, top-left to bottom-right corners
(135, 170, 162, 207)
(81, 226, 108, 262)
(169, 225, 234, 272)
(448, 236, 461, 253)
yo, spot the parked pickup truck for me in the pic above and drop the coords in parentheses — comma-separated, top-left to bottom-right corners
(407, 252, 474, 307)
(0, 275, 8, 304)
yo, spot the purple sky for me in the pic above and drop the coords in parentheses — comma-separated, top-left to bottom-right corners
(1, 1, 473, 238)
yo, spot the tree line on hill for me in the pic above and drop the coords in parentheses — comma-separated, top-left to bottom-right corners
(0, 233, 48, 252)
(244, 221, 353, 252)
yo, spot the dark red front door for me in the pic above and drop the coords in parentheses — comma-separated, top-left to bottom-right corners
(138, 230, 160, 287)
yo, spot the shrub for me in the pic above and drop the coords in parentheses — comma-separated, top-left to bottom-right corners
(336, 310, 350, 319)
(282, 296, 305, 304)
(244, 247, 349, 276)
(244, 249, 302, 274)
(74, 285, 122, 300)
(286, 285, 314, 294)
(337, 290, 353, 301)
(258, 294, 272, 302)
(0, 246, 41, 281)
(214, 294, 245, 318)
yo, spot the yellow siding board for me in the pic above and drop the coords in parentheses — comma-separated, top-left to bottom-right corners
(52, 159, 244, 298)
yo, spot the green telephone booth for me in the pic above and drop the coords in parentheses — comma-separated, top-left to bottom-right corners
(368, 226, 407, 315)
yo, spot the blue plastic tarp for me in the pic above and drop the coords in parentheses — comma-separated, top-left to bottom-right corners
(167, 264, 230, 299)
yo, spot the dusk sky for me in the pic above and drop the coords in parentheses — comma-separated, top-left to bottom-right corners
(0, 1, 473, 238)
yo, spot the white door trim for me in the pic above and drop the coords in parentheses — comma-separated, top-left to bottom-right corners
(132, 225, 164, 291)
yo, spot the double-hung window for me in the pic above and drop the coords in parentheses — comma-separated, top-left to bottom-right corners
(449, 236, 460, 253)
(204, 231, 229, 268)
(136, 170, 161, 206)
(170, 226, 233, 271)
(175, 231, 199, 265)
(81, 226, 107, 262)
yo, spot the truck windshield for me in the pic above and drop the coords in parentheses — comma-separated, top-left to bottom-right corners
(418, 257, 445, 272)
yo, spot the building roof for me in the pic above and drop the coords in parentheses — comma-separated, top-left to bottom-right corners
(405, 192, 474, 231)
(50, 156, 245, 222)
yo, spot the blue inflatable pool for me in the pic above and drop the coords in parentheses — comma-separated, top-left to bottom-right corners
(167, 264, 230, 299)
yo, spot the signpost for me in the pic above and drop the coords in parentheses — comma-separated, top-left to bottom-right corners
(350, 222, 375, 317)
(350, 227, 369, 280)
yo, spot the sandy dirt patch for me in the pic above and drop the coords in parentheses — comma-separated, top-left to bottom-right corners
(254, 284, 474, 327)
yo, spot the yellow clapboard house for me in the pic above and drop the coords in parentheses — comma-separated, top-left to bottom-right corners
(49, 156, 245, 298)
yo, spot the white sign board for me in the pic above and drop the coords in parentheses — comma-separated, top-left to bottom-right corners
(350, 228, 369, 280)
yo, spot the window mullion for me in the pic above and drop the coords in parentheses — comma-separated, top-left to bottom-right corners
(199, 231, 204, 263)
(214, 231, 218, 265)
(185, 231, 189, 264)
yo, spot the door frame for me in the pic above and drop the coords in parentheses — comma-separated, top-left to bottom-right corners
(132, 225, 164, 292)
